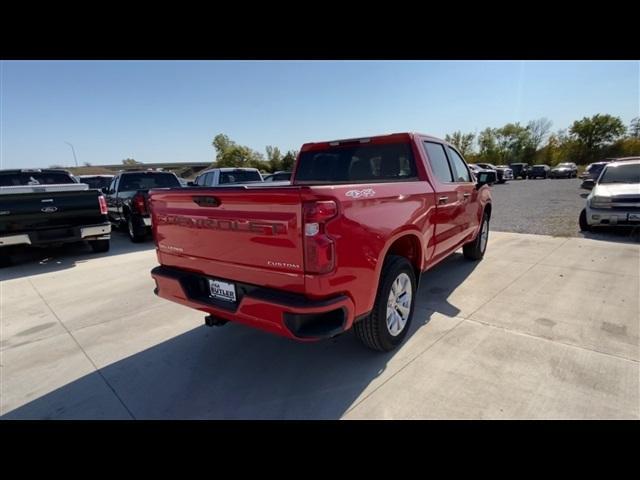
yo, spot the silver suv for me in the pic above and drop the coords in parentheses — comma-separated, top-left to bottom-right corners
(579, 158, 640, 230)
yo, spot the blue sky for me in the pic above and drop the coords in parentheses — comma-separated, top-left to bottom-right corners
(1, 60, 638, 169)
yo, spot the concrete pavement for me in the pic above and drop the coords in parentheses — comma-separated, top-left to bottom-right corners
(1, 231, 638, 419)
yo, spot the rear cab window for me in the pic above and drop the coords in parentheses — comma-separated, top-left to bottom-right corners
(0, 171, 75, 186)
(118, 173, 180, 191)
(219, 170, 262, 184)
(294, 143, 417, 184)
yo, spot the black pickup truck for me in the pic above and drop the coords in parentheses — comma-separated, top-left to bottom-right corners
(104, 170, 181, 242)
(0, 169, 111, 266)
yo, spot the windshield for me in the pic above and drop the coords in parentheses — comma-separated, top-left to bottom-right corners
(0, 171, 75, 186)
(295, 143, 416, 184)
(598, 164, 640, 184)
(557, 163, 573, 168)
(119, 173, 180, 191)
(219, 170, 262, 184)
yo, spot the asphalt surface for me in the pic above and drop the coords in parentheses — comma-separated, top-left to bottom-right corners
(490, 177, 640, 241)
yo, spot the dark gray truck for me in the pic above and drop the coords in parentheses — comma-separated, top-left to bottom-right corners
(0, 169, 111, 267)
(103, 170, 182, 242)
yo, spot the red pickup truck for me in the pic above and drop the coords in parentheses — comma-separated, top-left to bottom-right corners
(150, 133, 494, 351)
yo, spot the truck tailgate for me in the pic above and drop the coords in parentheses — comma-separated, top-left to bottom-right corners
(0, 189, 105, 235)
(150, 187, 306, 291)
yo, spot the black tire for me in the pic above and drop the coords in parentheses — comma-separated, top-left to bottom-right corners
(463, 212, 489, 260)
(353, 255, 417, 352)
(127, 215, 147, 243)
(579, 208, 590, 232)
(0, 251, 13, 268)
(89, 239, 110, 253)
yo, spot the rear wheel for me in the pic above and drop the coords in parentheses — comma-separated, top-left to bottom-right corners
(463, 212, 489, 260)
(89, 239, 110, 253)
(0, 251, 13, 268)
(579, 209, 590, 232)
(127, 215, 147, 243)
(354, 255, 416, 352)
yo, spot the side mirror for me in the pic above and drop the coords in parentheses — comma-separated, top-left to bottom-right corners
(187, 181, 196, 187)
(476, 170, 497, 189)
(101, 187, 109, 194)
(581, 179, 595, 190)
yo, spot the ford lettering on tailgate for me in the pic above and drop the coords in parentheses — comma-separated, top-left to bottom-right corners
(155, 214, 288, 235)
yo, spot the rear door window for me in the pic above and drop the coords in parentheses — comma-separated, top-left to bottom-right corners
(423, 142, 454, 183)
(295, 143, 417, 184)
(446, 147, 472, 183)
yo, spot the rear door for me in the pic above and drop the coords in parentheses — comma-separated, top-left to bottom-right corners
(422, 141, 469, 260)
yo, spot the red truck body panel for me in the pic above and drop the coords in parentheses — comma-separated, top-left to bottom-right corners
(149, 133, 491, 341)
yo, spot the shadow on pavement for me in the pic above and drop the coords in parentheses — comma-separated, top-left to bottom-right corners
(0, 230, 154, 281)
(2, 254, 479, 419)
(579, 226, 640, 244)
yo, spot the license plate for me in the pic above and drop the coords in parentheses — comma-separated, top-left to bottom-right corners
(208, 279, 236, 302)
(628, 213, 640, 222)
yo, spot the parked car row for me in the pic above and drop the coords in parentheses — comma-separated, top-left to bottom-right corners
(472, 163, 513, 183)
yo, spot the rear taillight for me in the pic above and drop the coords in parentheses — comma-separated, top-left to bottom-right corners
(98, 195, 108, 215)
(303, 200, 337, 274)
(133, 194, 148, 215)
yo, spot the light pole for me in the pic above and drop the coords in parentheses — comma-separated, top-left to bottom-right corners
(64, 141, 78, 167)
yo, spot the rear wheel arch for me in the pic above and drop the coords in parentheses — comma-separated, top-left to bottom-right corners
(383, 233, 423, 281)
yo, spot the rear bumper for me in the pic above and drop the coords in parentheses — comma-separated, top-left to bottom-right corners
(151, 265, 356, 340)
(0, 222, 111, 247)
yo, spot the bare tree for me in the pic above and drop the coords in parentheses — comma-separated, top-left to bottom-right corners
(527, 118, 553, 150)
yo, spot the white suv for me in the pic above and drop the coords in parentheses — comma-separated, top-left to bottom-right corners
(193, 167, 263, 186)
(579, 158, 640, 230)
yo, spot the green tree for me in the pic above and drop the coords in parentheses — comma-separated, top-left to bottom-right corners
(569, 114, 626, 163)
(444, 131, 475, 157)
(629, 117, 640, 139)
(211, 133, 266, 169)
(122, 158, 141, 166)
(477, 128, 500, 163)
(265, 145, 283, 172)
(280, 150, 298, 171)
(494, 123, 531, 163)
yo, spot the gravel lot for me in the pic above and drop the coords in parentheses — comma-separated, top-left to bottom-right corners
(490, 177, 640, 241)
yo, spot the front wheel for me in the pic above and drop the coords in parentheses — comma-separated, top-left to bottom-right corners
(463, 213, 489, 260)
(89, 239, 110, 253)
(579, 209, 591, 232)
(354, 255, 416, 352)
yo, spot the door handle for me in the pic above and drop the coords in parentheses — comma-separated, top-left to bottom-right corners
(438, 196, 448, 205)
